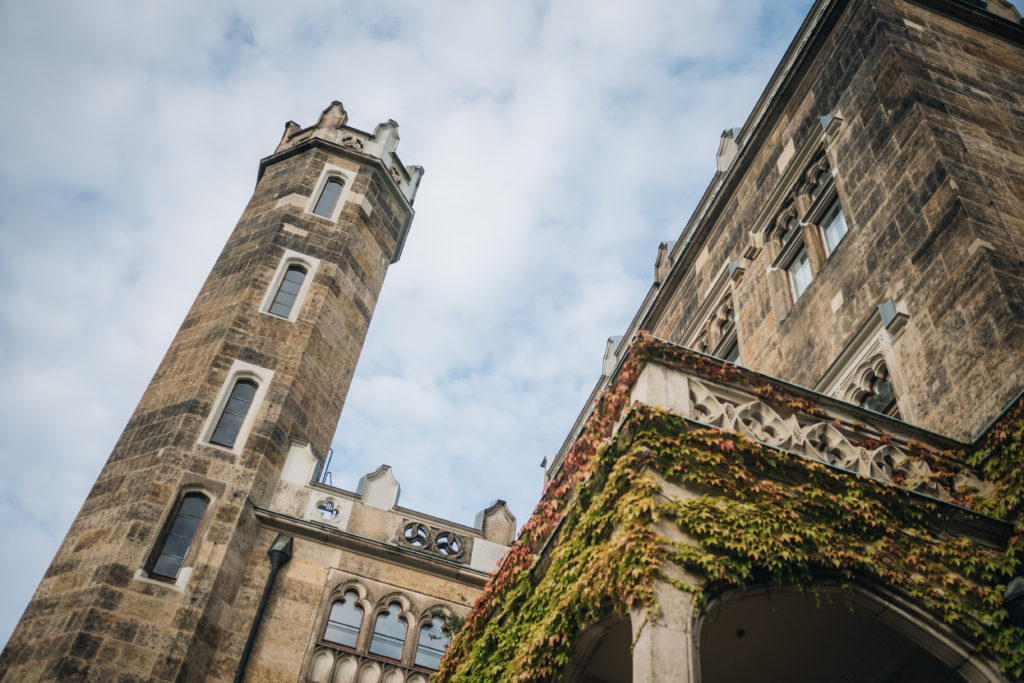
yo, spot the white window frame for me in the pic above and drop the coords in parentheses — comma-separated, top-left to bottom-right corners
(134, 485, 216, 590)
(259, 249, 321, 323)
(819, 198, 848, 256)
(199, 360, 274, 454)
(306, 164, 357, 222)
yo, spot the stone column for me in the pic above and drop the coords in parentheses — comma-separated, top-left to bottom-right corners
(631, 577, 699, 682)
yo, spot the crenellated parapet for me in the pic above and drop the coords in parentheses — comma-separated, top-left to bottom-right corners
(274, 101, 424, 205)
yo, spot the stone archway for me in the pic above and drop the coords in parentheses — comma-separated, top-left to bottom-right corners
(698, 585, 1005, 682)
(559, 616, 632, 683)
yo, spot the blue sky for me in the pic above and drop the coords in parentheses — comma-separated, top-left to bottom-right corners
(0, 0, 813, 647)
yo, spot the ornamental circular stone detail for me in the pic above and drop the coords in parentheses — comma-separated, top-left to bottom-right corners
(403, 522, 429, 547)
(435, 531, 461, 556)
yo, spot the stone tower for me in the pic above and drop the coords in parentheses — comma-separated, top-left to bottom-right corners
(0, 102, 423, 681)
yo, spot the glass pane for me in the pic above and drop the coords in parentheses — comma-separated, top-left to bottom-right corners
(152, 554, 183, 579)
(170, 516, 200, 539)
(788, 249, 812, 300)
(822, 203, 848, 254)
(863, 376, 897, 414)
(279, 278, 302, 296)
(284, 267, 307, 284)
(232, 380, 258, 401)
(313, 178, 344, 217)
(269, 302, 292, 318)
(179, 495, 208, 519)
(324, 592, 363, 648)
(162, 534, 191, 559)
(211, 427, 238, 447)
(216, 411, 244, 432)
(414, 616, 450, 670)
(224, 397, 252, 417)
(369, 603, 407, 660)
(273, 290, 297, 307)
(723, 342, 740, 364)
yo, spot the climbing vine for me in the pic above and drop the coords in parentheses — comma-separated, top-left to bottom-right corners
(436, 335, 1024, 681)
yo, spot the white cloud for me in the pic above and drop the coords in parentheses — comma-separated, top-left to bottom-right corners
(0, 0, 813, 648)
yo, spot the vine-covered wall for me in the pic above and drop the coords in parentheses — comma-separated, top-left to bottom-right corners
(436, 336, 1024, 681)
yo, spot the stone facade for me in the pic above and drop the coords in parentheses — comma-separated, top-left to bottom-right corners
(0, 102, 515, 682)
(621, 0, 1024, 442)
(442, 0, 1024, 681)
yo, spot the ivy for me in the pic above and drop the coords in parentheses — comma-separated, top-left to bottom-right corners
(437, 336, 1024, 681)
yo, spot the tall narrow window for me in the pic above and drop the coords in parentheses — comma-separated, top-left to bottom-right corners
(820, 200, 848, 255)
(786, 246, 812, 302)
(210, 379, 258, 448)
(312, 177, 344, 218)
(369, 602, 407, 660)
(150, 493, 209, 580)
(414, 616, 451, 670)
(268, 265, 307, 318)
(323, 590, 364, 648)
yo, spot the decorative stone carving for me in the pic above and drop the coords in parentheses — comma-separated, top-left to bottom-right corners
(310, 649, 335, 683)
(398, 519, 470, 562)
(333, 655, 358, 683)
(340, 134, 365, 149)
(798, 152, 832, 200)
(682, 378, 961, 501)
(771, 201, 800, 243)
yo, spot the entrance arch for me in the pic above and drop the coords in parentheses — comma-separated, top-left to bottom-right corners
(698, 585, 1005, 682)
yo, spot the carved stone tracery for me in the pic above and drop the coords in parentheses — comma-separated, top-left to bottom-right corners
(688, 291, 737, 356)
(684, 378, 967, 501)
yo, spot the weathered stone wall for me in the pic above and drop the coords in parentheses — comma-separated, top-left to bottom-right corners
(648, 0, 1024, 440)
(0, 111, 417, 681)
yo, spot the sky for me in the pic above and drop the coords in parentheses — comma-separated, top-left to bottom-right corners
(0, 0, 814, 648)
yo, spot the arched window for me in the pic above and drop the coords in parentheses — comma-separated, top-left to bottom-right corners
(150, 492, 209, 580)
(414, 615, 451, 670)
(323, 590, 363, 648)
(858, 363, 900, 418)
(268, 265, 307, 318)
(210, 379, 258, 448)
(312, 177, 344, 218)
(368, 602, 407, 660)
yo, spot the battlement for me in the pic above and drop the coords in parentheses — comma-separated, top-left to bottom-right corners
(275, 101, 424, 205)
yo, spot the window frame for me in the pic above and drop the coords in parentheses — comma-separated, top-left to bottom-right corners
(322, 589, 366, 650)
(199, 360, 274, 454)
(268, 264, 308, 318)
(209, 378, 258, 449)
(818, 197, 848, 256)
(259, 250, 321, 323)
(145, 490, 211, 585)
(773, 228, 813, 304)
(413, 613, 453, 671)
(367, 600, 410, 662)
(306, 165, 357, 223)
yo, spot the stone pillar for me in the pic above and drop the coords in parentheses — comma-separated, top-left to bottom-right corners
(631, 578, 699, 682)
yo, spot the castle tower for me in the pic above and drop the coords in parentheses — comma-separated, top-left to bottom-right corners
(0, 102, 423, 681)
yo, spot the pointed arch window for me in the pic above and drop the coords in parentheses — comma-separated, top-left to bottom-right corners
(312, 177, 344, 218)
(210, 379, 258, 448)
(414, 615, 451, 670)
(268, 265, 307, 318)
(368, 602, 407, 660)
(150, 493, 209, 580)
(323, 590, 364, 648)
